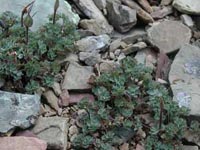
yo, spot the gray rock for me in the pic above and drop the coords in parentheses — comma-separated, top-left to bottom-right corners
(71, 0, 113, 32)
(173, 0, 200, 15)
(62, 62, 94, 90)
(147, 20, 191, 53)
(106, 0, 137, 33)
(151, 6, 173, 19)
(99, 61, 119, 73)
(169, 44, 200, 116)
(160, 0, 173, 6)
(0, 0, 80, 31)
(109, 39, 122, 52)
(75, 34, 110, 52)
(80, 19, 113, 35)
(0, 91, 40, 134)
(181, 145, 198, 150)
(93, 0, 107, 11)
(32, 116, 68, 150)
(79, 51, 101, 66)
(181, 14, 194, 28)
(122, 42, 147, 55)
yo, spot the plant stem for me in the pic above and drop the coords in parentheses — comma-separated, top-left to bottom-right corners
(25, 27, 29, 44)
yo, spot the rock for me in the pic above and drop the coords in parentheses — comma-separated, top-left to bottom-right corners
(151, 6, 173, 19)
(0, 137, 47, 150)
(136, 0, 153, 13)
(173, 0, 200, 15)
(43, 90, 60, 113)
(122, 42, 147, 55)
(62, 53, 79, 63)
(79, 51, 101, 66)
(76, 34, 110, 52)
(109, 39, 122, 52)
(121, 29, 147, 45)
(169, 44, 200, 116)
(181, 145, 199, 150)
(121, 0, 154, 23)
(93, 0, 107, 11)
(77, 30, 94, 38)
(109, 52, 116, 60)
(15, 130, 37, 137)
(184, 130, 200, 147)
(181, 14, 194, 28)
(71, 0, 113, 31)
(62, 62, 94, 90)
(106, 0, 137, 33)
(69, 125, 79, 136)
(147, 20, 192, 53)
(69, 93, 95, 104)
(99, 61, 119, 73)
(58, 89, 70, 107)
(80, 19, 113, 35)
(0, 91, 40, 134)
(119, 143, 129, 150)
(160, 0, 173, 6)
(114, 49, 121, 56)
(52, 82, 62, 96)
(32, 116, 68, 150)
(0, 0, 80, 31)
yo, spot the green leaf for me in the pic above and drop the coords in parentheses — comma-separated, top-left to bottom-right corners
(92, 86, 110, 102)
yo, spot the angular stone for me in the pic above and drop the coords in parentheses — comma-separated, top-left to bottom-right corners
(0, 0, 80, 31)
(62, 63, 94, 90)
(71, 0, 113, 32)
(99, 61, 119, 73)
(160, 0, 173, 6)
(0, 137, 47, 150)
(147, 20, 191, 53)
(79, 51, 101, 66)
(181, 14, 194, 28)
(69, 93, 95, 104)
(173, 0, 200, 15)
(122, 42, 147, 55)
(169, 44, 200, 116)
(32, 116, 68, 150)
(80, 19, 113, 35)
(151, 6, 173, 19)
(136, 0, 153, 13)
(75, 34, 110, 52)
(181, 145, 198, 150)
(107, 0, 137, 33)
(0, 91, 40, 134)
(93, 0, 107, 10)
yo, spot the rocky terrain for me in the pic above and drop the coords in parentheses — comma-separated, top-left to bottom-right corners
(0, 0, 200, 150)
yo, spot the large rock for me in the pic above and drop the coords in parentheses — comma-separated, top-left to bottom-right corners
(79, 51, 101, 66)
(62, 62, 94, 90)
(0, 0, 80, 31)
(0, 91, 40, 134)
(71, 0, 113, 32)
(32, 116, 68, 150)
(106, 0, 137, 33)
(0, 137, 47, 150)
(75, 34, 110, 52)
(169, 44, 200, 116)
(173, 0, 200, 15)
(147, 20, 191, 53)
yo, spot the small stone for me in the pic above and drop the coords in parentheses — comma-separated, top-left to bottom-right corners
(32, 116, 68, 150)
(181, 14, 194, 28)
(0, 91, 40, 134)
(136, 0, 153, 13)
(151, 6, 173, 19)
(117, 53, 126, 61)
(76, 34, 110, 52)
(100, 61, 119, 73)
(109, 39, 122, 52)
(0, 137, 47, 150)
(160, 0, 173, 6)
(147, 20, 191, 53)
(69, 125, 79, 136)
(109, 52, 116, 60)
(58, 89, 70, 107)
(119, 143, 129, 150)
(181, 145, 198, 150)
(93, 0, 107, 11)
(79, 51, 101, 66)
(122, 42, 147, 55)
(43, 90, 60, 112)
(114, 49, 121, 56)
(62, 62, 94, 90)
(52, 82, 62, 96)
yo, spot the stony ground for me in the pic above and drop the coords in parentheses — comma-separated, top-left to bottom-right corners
(0, 0, 200, 150)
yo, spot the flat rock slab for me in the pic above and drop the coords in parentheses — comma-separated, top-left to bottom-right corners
(169, 44, 200, 116)
(0, 91, 40, 134)
(62, 62, 94, 90)
(0, 0, 80, 31)
(32, 116, 68, 150)
(147, 20, 191, 53)
(0, 137, 47, 150)
(173, 0, 200, 15)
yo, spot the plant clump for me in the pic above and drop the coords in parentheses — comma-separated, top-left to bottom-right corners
(0, 1, 79, 93)
(72, 57, 190, 150)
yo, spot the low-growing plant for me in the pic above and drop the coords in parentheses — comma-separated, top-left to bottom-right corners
(73, 57, 189, 150)
(0, 0, 79, 93)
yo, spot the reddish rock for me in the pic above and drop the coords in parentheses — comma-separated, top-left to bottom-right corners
(0, 137, 47, 150)
(69, 93, 95, 104)
(15, 130, 37, 138)
(59, 89, 70, 107)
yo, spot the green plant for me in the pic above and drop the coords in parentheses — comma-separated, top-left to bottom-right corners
(0, 0, 79, 93)
(73, 57, 189, 150)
